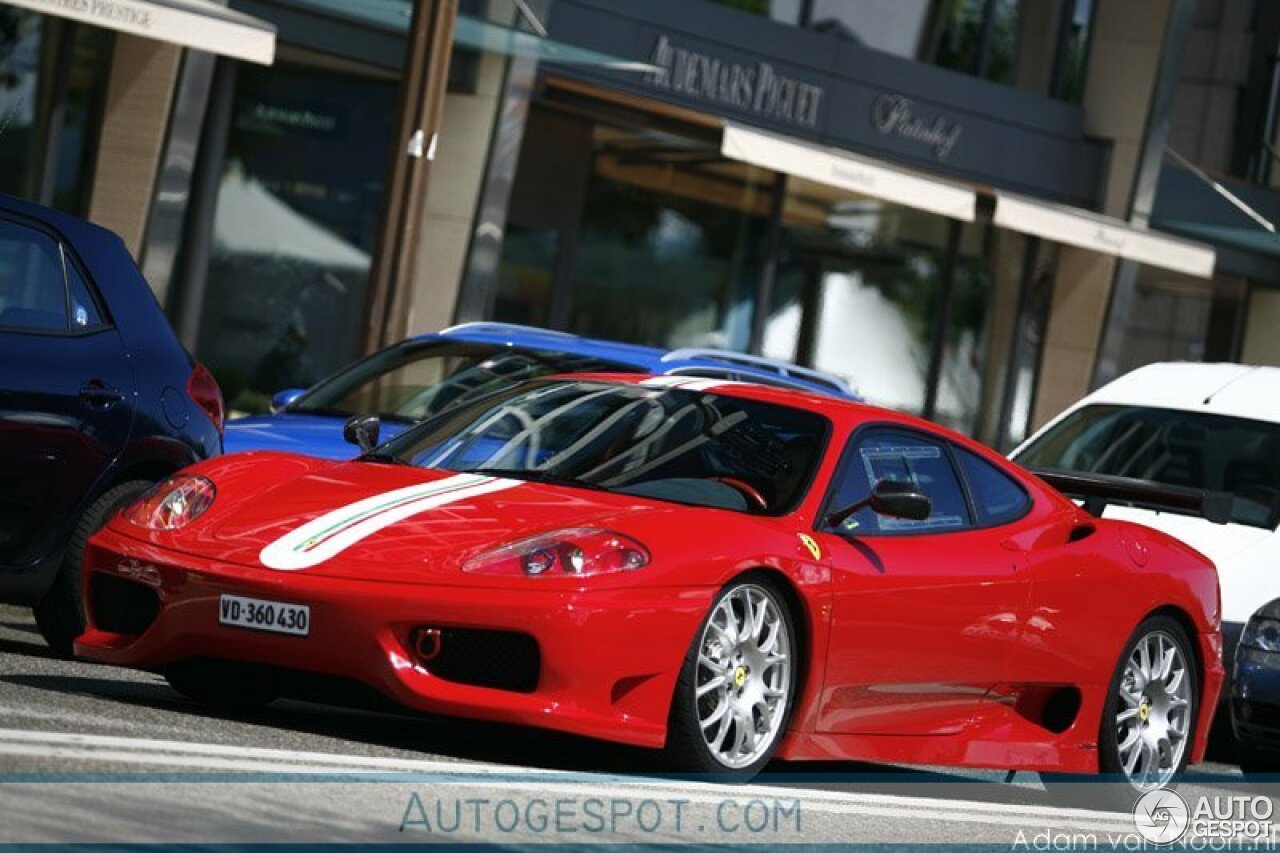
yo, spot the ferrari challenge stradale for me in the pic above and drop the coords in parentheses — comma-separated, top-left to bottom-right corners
(75, 375, 1224, 793)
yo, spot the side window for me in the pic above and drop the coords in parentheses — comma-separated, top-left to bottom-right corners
(65, 261, 105, 329)
(825, 429, 972, 535)
(955, 446, 1031, 526)
(0, 219, 69, 332)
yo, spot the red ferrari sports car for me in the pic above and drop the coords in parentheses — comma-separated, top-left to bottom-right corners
(76, 375, 1222, 792)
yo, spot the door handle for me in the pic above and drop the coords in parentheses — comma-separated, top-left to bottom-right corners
(80, 381, 123, 407)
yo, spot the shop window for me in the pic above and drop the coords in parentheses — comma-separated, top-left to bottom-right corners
(0, 11, 111, 212)
(568, 147, 771, 350)
(700, 0, 1092, 102)
(490, 109, 773, 351)
(193, 62, 397, 415)
(925, 0, 1093, 101)
(494, 224, 559, 328)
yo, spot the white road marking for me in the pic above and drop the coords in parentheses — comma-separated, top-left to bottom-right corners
(0, 728, 1134, 831)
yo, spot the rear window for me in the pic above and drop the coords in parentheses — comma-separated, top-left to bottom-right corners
(1017, 404, 1280, 528)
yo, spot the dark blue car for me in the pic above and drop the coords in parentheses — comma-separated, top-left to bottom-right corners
(225, 323, 857, 459)
(1232, 600, 1280, 773)
(0, 194, 223, 653)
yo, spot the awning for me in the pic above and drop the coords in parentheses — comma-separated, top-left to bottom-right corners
(721, 123, 977, 222)
(453, 14, 657, 70)
(3, 0, 276, 65)
(994, 191, 1217, 279)
(275, 0, 657, 71)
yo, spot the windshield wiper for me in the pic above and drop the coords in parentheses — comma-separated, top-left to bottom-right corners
(459, 467, 609, 492)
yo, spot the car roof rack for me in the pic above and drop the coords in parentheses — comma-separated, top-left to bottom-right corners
(660, 348, 854, 395)
(438, 322, 580, 339)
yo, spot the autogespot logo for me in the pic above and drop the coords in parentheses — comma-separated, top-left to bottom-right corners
(1133, 789, 1190, 845)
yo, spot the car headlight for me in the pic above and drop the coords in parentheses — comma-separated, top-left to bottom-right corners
(122, 474, 216, 530)
(463, 528, 649, 578)
(1242, 607, 1280, 653)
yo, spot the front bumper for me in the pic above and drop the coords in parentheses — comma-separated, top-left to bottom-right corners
(74, 527, 714, 749)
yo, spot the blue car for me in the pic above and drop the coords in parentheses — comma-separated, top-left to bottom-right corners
(1232, 601, 1280, 773)
(225, 322, 856, 459)
(0, 193, 223, 653)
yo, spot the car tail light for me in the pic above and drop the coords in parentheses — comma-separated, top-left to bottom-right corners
(188, 363, 224, 434)
(463, 528, 649, 578)
(122, 474, 216, 530)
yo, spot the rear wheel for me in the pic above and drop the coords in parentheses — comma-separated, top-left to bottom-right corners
(664, 578, 797, 778)
(165, 660, 280, 711)
(35, 479, 152, 656)
(1046, 615, 1198, 809)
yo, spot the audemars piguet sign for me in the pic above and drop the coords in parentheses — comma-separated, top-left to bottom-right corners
(871, 94, 963, 161)
(643, 35, 825, 129)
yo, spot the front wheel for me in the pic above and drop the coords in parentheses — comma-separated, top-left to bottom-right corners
(664, 578, 797, 778)
(1046, 615, 1198, 809)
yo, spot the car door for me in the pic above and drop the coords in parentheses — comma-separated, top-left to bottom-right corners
(810, 427, 1027, 735)
(0, 214, 133, 570)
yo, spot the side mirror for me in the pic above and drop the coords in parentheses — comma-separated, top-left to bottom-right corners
(827, 479, 933, 529)
(270, 388, 306, 413)
(343, 414, 381, 453)
(869, 479, 932, 521)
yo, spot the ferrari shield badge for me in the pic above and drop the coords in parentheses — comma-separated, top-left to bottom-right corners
(798, 533, 822, 561)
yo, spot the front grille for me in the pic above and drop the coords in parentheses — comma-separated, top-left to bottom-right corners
(89, 573, 160, 635)
(425, 628, 541, 693)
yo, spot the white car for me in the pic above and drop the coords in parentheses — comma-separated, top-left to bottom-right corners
(1012, 362, 1280, 665)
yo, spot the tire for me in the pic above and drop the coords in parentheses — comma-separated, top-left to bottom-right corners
(1046, 615, 1199, 811)
(664, 577, 798, 779)
(34, 479, 153, 656)
(165, 660, 280, 711)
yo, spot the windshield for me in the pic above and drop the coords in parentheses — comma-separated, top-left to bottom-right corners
(289, 342, 642, 422)
(379, 380, 829, 515)
(1017, 404, 1280, 528)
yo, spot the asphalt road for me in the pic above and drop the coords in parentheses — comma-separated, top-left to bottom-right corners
(0, 603, 1268, 847)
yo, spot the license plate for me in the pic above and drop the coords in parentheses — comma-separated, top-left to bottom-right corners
(218, 594, 310, 637)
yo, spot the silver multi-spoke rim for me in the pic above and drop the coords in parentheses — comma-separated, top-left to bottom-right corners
(695, 584, 792, 769)
(1115, 630, 1192, 790)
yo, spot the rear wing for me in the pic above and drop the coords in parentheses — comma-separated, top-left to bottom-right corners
(1030, 468, 1233, 525)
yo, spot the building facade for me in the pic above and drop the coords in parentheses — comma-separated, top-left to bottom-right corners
(4, 0, 1268, 451)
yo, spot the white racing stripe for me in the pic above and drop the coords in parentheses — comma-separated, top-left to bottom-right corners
(258, 473, 520, 570)
(0, 729, 1134, 831)
(639, 376, 736, 392)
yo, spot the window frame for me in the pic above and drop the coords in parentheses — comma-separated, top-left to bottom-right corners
(0, 211, 114, 338)
(61, 245, 111, 332)
(952, 443, 1033, 528)
(815, 422, 1034, 538)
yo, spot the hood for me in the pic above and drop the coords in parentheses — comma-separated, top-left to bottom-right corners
(223, 413, 412, 460)
(183, 462, 654, 584)
(1104, 505, 1278, 624)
